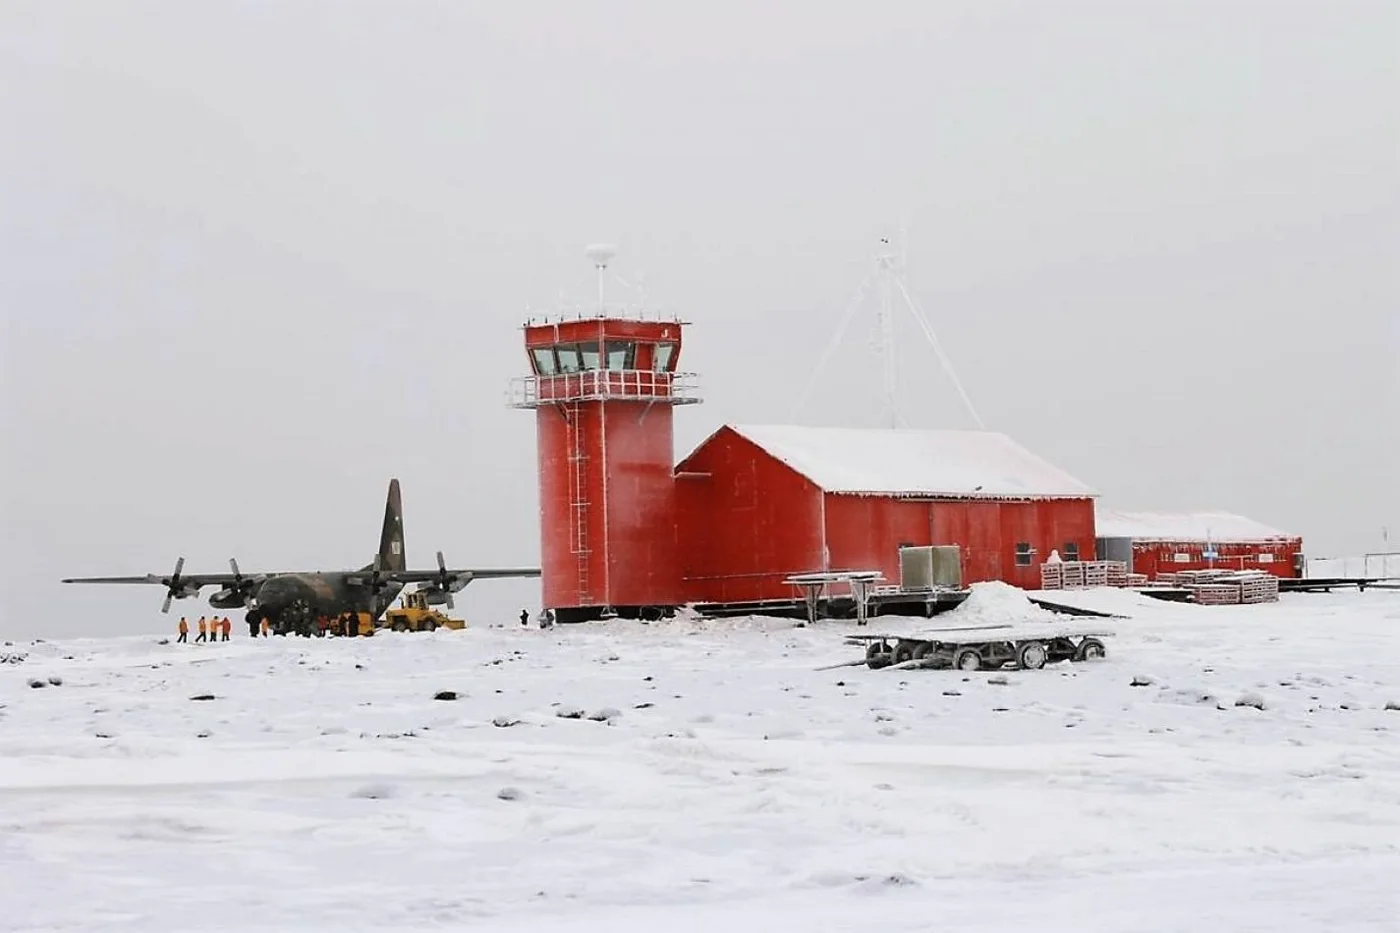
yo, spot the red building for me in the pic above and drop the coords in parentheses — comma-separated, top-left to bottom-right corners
(509, 314, 700, 621)
(675, 424, 1098, 605)
(1094, 508, 1302, 579)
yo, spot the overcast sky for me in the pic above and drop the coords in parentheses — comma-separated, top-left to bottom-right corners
(3, 1, 1396, 640)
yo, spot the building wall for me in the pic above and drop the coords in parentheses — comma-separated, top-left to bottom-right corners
(1129, 539, 1302, 579)
(536, 400, 681, 612)
(600, 400, 681, 607)
(675, 428, 825, 604)
(822, 496, 1097, 590)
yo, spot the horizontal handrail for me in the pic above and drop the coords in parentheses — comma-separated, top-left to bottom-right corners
(508, 369, 702, 407)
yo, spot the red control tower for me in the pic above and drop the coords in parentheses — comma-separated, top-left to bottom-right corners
(509, 246, 701, 622)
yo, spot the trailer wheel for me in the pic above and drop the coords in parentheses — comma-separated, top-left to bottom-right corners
(1075, 637, 1106, 661)
(953, 647, 982, 672)
(865, 642, 893, 669)
(893, 642, 915, 665)
(912, 642, 934, 662)
(1017, 641, 1048, 670)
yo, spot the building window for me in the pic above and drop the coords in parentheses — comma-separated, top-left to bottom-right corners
(1173, 553, 1190, 563)
(580, 341, 601, 370)
(531, 347, 558, 375)
(604, 340, 636, 371)
(1063, 542, 1080, 562)
(654, 342, 675, 372)
(1015, 543, 1033, 566)
(1257, 553, 1275, 564)
(555, 344, 582, 373)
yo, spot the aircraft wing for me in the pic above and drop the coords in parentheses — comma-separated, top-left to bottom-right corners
(62, 558, 269, 608)
(382, 567, 542, 584)
(61, 572, 246, 588)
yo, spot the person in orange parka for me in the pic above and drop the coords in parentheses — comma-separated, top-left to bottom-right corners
(196, 617, 208, 643)
(177, 617, 189, 643)
(221, 617, 231, 641)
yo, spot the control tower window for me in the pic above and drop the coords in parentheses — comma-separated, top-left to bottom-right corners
(580, 342, 601, 370)
(531, 347, 558, 375)
(654, 342, 675, 372)
(605, 340, 636, 370)
(556, 344, 582, 373)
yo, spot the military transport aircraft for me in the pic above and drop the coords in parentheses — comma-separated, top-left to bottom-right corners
(62, 478, 540, 633)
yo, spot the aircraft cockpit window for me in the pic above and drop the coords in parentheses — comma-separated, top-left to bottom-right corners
(653, 342, 675, 372)
(580, 342, 601, 370)
(604, 340, 636, 370)
(531, 347, 559, 375)
(556, 344, 582, 373)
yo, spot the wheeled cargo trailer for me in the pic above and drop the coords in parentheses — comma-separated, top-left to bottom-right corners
(844, 623, 1111, 671)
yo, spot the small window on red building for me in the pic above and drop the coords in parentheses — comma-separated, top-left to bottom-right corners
(654, 342, 675, 372)
(1064, 542, 1080, 562)
(604, 340, 636, 371)
(1015, 543, 1033, 566)
(556, 344, 582, 373)
(531, 347, 558, 375)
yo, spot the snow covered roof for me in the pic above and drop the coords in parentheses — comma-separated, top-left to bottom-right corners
(1094, 507, 1295, 543)
(723, 424, 1097, 499)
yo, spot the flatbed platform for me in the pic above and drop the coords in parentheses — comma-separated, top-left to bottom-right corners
(837, 623, 1113, 672)
(1281, 577, 1387, 593)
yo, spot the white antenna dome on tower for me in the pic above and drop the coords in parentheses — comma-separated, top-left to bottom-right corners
(585, 243, 617, 268)
(585, 243, 617, 311)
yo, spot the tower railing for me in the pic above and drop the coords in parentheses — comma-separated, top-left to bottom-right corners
(507, 370, 702, 408)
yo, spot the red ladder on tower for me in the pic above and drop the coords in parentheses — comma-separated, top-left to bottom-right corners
(565, 402, 591, 604)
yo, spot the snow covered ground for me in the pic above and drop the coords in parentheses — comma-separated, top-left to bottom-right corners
(3, 585, 1399, 932)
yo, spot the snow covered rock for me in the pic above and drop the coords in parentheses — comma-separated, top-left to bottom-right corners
(351, 783, 397, 800)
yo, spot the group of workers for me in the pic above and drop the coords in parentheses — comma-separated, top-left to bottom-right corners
(178, 608, 555, 641)
(177, 614, 365, 640)
(176, 616, 231, 643)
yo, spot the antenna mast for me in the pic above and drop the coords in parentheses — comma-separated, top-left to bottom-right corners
(791, 230, 986, 430)
(875, 237, 900, 429)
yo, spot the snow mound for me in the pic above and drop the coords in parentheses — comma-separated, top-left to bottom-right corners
(944, 581, 1057, 626)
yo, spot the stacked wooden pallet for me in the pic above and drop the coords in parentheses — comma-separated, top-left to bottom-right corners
(1127, 572, 1150, 587)
(1062, 562, 1086, 588)
(1192, 583, 1242, 605)
(1175, 569, 1280, 605)
(1176, 569, 1233, 585)
(1039, 560, 1131, 590)
(1230, 571, 1280, 604)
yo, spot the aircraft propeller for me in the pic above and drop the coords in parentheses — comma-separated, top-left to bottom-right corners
(363, 554, 390, 611)
(431, 550, 473, 609)
(227, 557, 258, 607)
(161, 556, 187, 614)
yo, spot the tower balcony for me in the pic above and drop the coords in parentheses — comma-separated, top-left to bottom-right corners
(508, 369, 702, 409)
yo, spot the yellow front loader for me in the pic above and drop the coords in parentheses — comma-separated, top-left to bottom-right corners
(379, 590, 466, 632)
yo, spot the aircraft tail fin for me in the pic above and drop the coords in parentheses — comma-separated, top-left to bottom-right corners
(378, 478, 406, 572)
